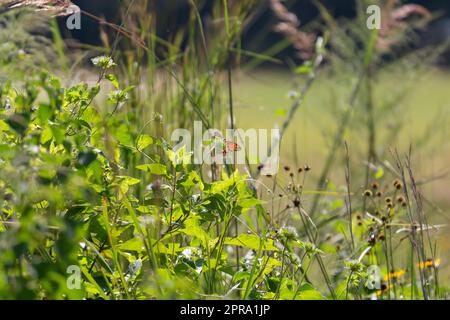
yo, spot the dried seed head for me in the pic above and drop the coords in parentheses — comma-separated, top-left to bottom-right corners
(368, 235, 376, 245)
(293, 199, 301, 207)
(304, 165, 311, 172)
(376, 191, 383, 197)
(290, 172, 294, 178)
(287, 183, 292, 191)
(298, 167, 303, 173)
(385, 197, 392, 204)
(284, 166, 291, 172)
(363, 190, 373, 197)
(371, 182, 380, 190)
(393, 179, 402, 189)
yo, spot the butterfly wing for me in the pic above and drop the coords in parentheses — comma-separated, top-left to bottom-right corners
(221, 140, 241, 155)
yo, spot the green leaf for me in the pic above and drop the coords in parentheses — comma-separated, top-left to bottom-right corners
(295, 283, 325, 300)
(50, 125, 64, 145)
(137, 134, 153, 150)
(119, 176, 141, 186)
(238, 198, 265, 208)
(274, 108, 287, 116)
(37, 104, 53, 122)
(224, 234, 278, 251)
(0, 120, 9, 132)
(119, 238, 145, 252)
(180, 217, 209, 245)
(136, 163, 167, 175)
(40, 127, 53, 144)
(375, 167, 384, 179)
(105, 74, 119, 89)
(295, 61, 313, 74)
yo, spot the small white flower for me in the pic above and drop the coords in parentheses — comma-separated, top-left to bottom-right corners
(91, 56, 116, 69)
(287, 90, 299, 99)
(182, 248, 194, 259)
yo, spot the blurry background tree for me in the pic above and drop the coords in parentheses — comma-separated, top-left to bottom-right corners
(56, 0, 450, 64)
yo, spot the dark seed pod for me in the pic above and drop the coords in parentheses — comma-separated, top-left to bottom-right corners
(393, 179, 402, 189)
(284, 166, 291, 172)
(293, 199, 301, 207)
(363, 190, 373, 197)
(304, 165, 311, 172)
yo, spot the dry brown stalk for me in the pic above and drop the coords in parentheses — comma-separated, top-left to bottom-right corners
(0, 0, 78, 16)
(269, 0, 316, 60)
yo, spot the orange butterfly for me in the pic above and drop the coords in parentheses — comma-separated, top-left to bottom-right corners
(222, 139, 241, 155)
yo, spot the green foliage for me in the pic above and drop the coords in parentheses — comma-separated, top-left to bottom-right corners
(0, 60, 315, 300)
(0, 1, 447, 301)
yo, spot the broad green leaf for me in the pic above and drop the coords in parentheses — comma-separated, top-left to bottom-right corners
(224, 234, 278, 251)
(119, 237, 145, 252)
(106, 74, 119, 89)
(137, 134, 153, 150)
(136, 163, 167, 175)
